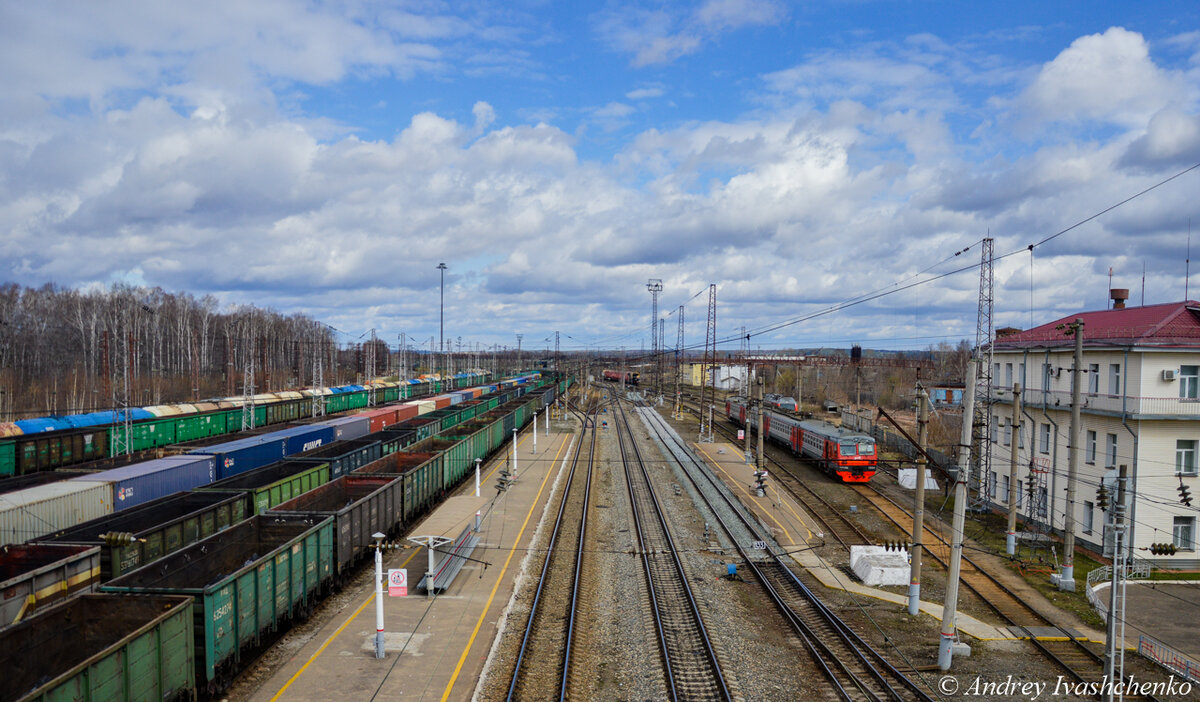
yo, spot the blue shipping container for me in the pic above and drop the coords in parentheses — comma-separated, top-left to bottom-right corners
(271, 425, 336, 455)
(72, 454, 217, 510)
(190, 435, 289, 481)
(316, 416, 370, 441)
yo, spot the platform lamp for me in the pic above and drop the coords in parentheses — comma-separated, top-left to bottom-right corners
(437, 263, 447, 387)
(373, 531, 387, 659)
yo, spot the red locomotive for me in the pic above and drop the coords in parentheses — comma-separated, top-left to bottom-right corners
(726, 397, 876, 483)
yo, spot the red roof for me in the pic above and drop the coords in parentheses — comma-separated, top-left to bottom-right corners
(995, 301, 1200, 349)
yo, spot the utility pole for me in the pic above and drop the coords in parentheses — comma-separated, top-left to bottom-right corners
(313, 334, 325, 417)
(910, 382, 929, 615)
(674, 305, 684, 418)
(698, 283, 716, 443)
(744, 367, 753, 464)
(647, 278, 663, 394)
(658, 318, 666, 403)
(516, 334, 523, 372)
(1006, 381, 1022, 555)
(756, 374, 765, 476)
(1059, 319, 1084, 591)
(1103, 464, 1128, 702)
(367, 328, 377, 406)
(939, 359, 976, 670)
(437, 262, 447, 380)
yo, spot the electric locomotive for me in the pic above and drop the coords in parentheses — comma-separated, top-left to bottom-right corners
(601, 369, 640, 385)
(726, 397, 876, 483)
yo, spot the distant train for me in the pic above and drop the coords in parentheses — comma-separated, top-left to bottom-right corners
(601, 369, 640, 385)
(726, 397, 876, 483)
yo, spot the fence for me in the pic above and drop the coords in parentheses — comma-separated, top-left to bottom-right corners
(1138, 635, 1200, 684)
(1084, 560, 1152, 619)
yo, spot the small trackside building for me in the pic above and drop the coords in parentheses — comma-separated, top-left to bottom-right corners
(984, 299, 1200, 568)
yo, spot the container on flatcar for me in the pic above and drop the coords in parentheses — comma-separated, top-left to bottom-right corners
(0, 481, 113, 545)
(317, 415, 371, 441)
(70, 454, 218, 511)
(100, 514, 333, 688)
(288, 437, 382, 479)
(0, 593, 195, 702)
(188, 433, 288, 480)
(0, 470, 96, 495)
(270, 474, 402, 576)
(359, 406, 400, 433)
(0, 543, 100, 628)
(269, 423, 337, 454)
(198, 458, 331, 514)
(38, 490, 251, 581)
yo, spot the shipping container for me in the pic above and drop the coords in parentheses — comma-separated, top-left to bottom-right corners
(1, 593, 195, 702)
(359, 407, 400, 433)
(431, 394, 454, 409)
(270, 424, 337, 455)
(288, 438, 382, 479)
(0, 544, 100, 628)
(39, 490, 251, 581)
(71, 454, 218, 510)
(316, 415, 371, 441)
(0, 470, 96, 496)
(199, 458, 331, 514)
(0, 481, 113, 545)
(189, 433, 289, 480)
(101, 514, 334, 687)
(271, 475, 402, 576)
(394, 403, 420, 423)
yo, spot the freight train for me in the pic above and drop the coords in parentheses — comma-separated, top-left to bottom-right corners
(726, 397, 876, 483)
(0, 372, 490, 477)
(601, 369, 639, 385)
(2, 375, 568, 699)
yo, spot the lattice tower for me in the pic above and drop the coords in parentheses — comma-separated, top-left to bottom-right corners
(970, 237, 995, 509)
(699, 284, 717, 442)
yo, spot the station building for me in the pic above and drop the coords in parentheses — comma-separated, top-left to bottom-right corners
(983, 296, 1200, 568)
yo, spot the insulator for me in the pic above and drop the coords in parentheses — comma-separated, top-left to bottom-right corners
(1179, 482, 1193, 508)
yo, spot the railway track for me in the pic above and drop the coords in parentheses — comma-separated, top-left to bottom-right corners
(851, 483, 1167, 700)
(612, 400, 732, 701)
(506, 405, 598, 700)
(637, 402, 934, 701)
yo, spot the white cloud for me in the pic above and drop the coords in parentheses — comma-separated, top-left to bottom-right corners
(626, 87, 665, 100)
(593, 0, 784, 67)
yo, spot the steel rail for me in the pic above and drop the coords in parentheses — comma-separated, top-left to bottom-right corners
(638, 404, 934, 701)
(612, 399, 731, 702)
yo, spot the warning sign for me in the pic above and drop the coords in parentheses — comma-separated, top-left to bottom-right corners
(737, 429, 744, 440)
(388, 569, 408, 597)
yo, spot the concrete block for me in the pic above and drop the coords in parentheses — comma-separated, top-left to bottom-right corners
(897, 468, 939, 490)
(850, 545, 910, 586)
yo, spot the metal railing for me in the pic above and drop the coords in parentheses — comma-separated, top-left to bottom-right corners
(1138, 635, 1200, 684)
(989, 387, 1200, 417)
(1084, 560, 1153, 619)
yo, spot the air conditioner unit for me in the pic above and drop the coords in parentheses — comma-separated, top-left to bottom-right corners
(1162, 369, 1177, 381)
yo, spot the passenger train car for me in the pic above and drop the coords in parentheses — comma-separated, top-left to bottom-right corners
(726, 397, 876, 483)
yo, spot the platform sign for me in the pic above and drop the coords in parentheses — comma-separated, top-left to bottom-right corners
(737, 429, 744, 440)
(388, 568, 408, 597)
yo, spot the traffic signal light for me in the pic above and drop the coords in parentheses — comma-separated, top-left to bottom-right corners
(1149, 543, 1178, 556)
(1179, 480, 1193, 508)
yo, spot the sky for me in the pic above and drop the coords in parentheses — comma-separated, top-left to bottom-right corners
(3, 1, 1200, 356)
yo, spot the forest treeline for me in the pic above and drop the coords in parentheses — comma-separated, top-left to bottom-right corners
(0, 282, 383, 419)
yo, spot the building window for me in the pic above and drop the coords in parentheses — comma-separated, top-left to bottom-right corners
(1086, 430, 1097, 464)
(989, 471, 997, 500)
(990, 417, 998, 444)
(1003, 422, 1012, 447)
(1039, 423, 1051, 454)
(1002, 474, 1011, 504)
(1178, 440, 1198, 476)
(994, 362, 1000, 383)
(1019, 362, 1025, 385)
(1174, 517, 1196, 551)
(1109, 363, 1121, 395)
(1037, 486, 1048, 519)
(1105, 433, 1118, 468)
(1016, 480, 1024, 508)
(1182, 365, 1198, 400)
(1005, 363, 1013, 387)
(1018, 422, 1025, 449)
(1088, 363, 1099, 394)
(1083, 500, 1094, 534)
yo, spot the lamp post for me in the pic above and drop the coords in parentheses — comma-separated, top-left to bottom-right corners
(437, 263, 447, 382)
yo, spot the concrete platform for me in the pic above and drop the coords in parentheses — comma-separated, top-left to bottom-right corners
(1096, 580, 1200, 660)
(692, 440, 1014, 642)
(245, 420, 578, 702)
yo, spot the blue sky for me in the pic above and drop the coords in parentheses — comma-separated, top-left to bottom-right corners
(3, 1, 1200, 354)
